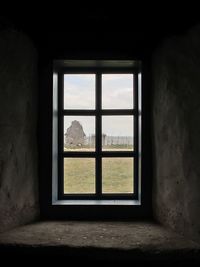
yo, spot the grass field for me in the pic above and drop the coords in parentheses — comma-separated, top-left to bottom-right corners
(64, 158, 134, 194)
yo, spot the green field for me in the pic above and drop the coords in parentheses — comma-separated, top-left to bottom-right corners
(64, 158, 134, 194)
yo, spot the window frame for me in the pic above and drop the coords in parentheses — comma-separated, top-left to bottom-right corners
(56, 67, 140, 201)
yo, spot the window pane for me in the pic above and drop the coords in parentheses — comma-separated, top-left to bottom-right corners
(102, 116, 134, 151)
(64, 158, 95, 194)
(64, 116, 95, 151)
(102, 158, 134, 193)
(64, 74, 95, 109)
(102, 74, 133, 109)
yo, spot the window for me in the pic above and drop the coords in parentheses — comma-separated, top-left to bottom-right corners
(53, 60, 142, 204)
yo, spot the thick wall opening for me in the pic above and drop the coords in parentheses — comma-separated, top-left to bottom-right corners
(0, 29, 39, 232)
(0, 16, 200, 257)
(152, 25, 200, 244)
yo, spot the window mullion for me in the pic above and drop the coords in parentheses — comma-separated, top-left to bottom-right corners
(134, 72, 139, 198)
(96, 72, 102, 197)
(58, 73, 64, 198)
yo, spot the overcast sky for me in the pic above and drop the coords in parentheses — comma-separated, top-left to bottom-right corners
(64, 74, 95, 109)
(64, 74, 134, 136)
(64, 116, 133, 137)
(102, 74, 133, 109)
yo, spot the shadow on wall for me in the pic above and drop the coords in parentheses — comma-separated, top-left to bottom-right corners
(152, 24, 200, 244)
(0, 24, 39, 233)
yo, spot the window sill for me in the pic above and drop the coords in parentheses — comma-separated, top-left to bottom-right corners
(52, 199, 141, 206)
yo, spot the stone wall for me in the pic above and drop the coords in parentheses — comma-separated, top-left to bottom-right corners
(0, 29, 39, 232)
(152, 25, 200, 243)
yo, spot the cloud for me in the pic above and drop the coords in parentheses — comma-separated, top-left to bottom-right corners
(102, 74, 133, 81)
(102, 74, 133, 109)
(64, 74, 95, 109)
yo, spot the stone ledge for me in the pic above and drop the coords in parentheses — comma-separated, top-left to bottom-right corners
(0, 221, 199, 263)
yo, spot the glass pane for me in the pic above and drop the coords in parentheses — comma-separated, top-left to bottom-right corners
(102, 158, 134, 193)
(102, 116, 134, 151)
(64, 116, 95, 151)
(64, 74, 95, 109)
(102, 74, 133, 109)
(64, 158, 95, 194)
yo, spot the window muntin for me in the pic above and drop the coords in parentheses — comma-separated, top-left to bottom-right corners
(58, 70, 139, 200)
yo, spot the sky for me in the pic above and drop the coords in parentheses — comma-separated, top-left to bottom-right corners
(64, 74, 134, 136)
(102, 74, 133, 109)
(64, 116, 134, 137)
(64, 74, 95, 109)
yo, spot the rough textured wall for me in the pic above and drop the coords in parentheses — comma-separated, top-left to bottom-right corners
(152, 25, 200, 243)
(0, 29, 39, 232)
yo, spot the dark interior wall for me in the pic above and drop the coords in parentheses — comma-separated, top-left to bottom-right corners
(1, 12, 200, 226)
(0, 29, 39, 232)
(152, 25, 200, 243)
